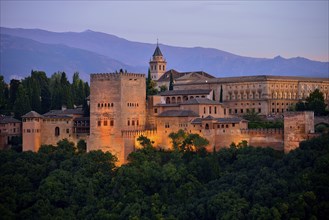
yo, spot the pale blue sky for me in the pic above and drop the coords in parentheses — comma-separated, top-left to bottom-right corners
(1, 1, 328, 61)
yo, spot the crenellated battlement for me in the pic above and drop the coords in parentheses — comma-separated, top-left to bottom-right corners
(240, 128, 283, 134)
(90, 72, 145, 81)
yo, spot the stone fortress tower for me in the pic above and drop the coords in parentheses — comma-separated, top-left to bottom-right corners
(22, 111, 43, 152)
(149, 42, 167, 80)
(88, 72, 146, 163)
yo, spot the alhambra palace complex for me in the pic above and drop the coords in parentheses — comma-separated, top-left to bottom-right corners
(20, 45, 329, 164)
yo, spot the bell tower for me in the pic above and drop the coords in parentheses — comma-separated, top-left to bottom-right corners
(149, 42, 167, 80)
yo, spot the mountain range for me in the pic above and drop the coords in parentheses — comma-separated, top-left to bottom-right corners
(1, 27, 328, 82)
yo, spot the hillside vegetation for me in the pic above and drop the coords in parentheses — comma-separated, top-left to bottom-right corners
(0, 134, 328, 219)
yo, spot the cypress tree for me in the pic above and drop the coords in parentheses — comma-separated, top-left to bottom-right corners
(219, 85, 223, 103)
(169, 72, 174, 91)
(14, 85, 31, 119)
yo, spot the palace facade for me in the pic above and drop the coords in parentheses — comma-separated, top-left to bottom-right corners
(22, 45, 328, 164)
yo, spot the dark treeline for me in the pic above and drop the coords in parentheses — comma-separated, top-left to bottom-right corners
(0, 71, 90, 118)
(0, 134, 328, 219)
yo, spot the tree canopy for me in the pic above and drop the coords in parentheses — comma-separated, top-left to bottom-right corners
(296, 89, 328, 116)
(0, 71, 90, 118)
(0, 134, 328, 219)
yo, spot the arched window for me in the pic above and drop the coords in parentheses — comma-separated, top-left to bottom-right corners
(166, 97, 171, 104)
(205, 123, 209, 130)
(55, 127, 60, 136)
(177, 97, 182, 103)
(172, 97, 176, 103)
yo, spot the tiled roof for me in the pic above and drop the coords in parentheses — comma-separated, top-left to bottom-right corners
(0, 116, 21, 124)
(216, 117, 246, 123)
(74, 117, 90, 121)
(154, 103, 180, 107)
(153, 45, 163, 57)
(159, 89, 212, 96)
(176, 75, 329, 85)
(191, 117, 246, 124)
(204, 115, 216, 120)
(43, 108, 84, 116)
(157, 69, 214, 82)
(176, 71, 215, 81)
(181, 98, 220, 105)
(22, 111, 43, 118)
(157, 69, 183, 82)
(191, 118, 202, 124)
(158, 110, 199, 117)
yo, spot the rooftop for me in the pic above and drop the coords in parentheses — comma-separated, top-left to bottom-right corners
(0, 116, 21, 124)
(43, 108, 84, 116)
(157, 69, 214, 82)
(159, 89, 212, 96)
(191, 117, 246, 124)
(181, 98, 221, 105)
(22, 111, 43, 118)
(158, 110, 199, 117)
(153, 45, 163, 57)
(175, 75, 329, 85)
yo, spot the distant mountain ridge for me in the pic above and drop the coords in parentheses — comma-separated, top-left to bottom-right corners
(1, 27, 328, 82)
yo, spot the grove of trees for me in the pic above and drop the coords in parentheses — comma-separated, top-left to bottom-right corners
(0, 71, 90, 119)
(295, 89, 328, 116)
(0, 133, 328, 219)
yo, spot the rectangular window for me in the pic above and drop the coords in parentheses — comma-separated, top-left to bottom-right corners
(234, 109, 238, 114)
(258, 108, 261, 113)
(132, 120, 135, 126)
(214, 107, 217, 114)
(209, 106, 212, 114)
(110, 120, 114, 126)
(98, 121, 101, 126)
(240, 109, 244, 113)
(232, 123, 235, 127)
(154, 108, 158, 113)
(104, 120, 108, 126)
(66, 129, 69, 134)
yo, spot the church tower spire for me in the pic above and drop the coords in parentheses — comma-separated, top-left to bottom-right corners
(149, 41, 167, 80)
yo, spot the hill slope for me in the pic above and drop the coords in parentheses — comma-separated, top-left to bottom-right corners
(1, 27, 328, 80)
(0, 34, 139, 82)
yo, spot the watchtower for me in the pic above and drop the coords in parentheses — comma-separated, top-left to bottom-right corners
(89, 72, 146, 163)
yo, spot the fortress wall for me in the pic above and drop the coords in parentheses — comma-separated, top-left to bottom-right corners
(41, 119, 76, 146)
(284, 111, 314, 153)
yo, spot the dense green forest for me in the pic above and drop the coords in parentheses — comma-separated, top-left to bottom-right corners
(0, 134, 328, 219)
(0, 71, 90, 118)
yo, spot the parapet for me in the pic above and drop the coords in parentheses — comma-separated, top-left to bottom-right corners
(240, 128, 283, 134)
(283, 111, 314, 118)
(90, 72, 145, 82)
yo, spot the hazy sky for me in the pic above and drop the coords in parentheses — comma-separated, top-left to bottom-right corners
(1, 1, 328, 61)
